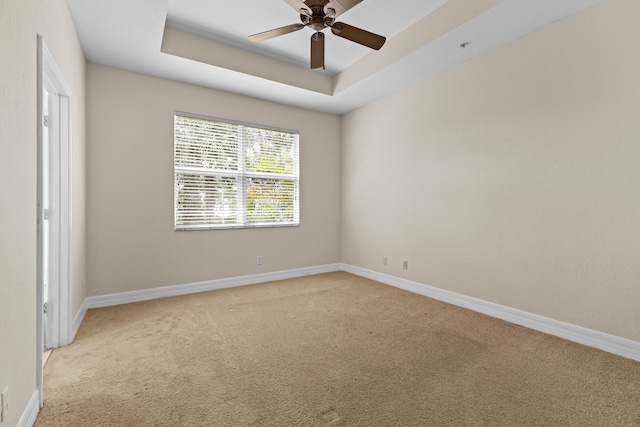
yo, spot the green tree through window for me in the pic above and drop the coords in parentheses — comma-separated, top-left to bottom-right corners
(174, 113, 299, 230)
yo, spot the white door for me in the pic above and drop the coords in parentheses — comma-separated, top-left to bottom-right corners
(42, 86, 61, 350)
(42, 87, 51, 349)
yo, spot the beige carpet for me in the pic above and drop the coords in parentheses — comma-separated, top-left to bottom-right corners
(36, 272, 640, 426)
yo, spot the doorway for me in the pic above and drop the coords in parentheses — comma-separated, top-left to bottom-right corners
(37, 35, 72, 406)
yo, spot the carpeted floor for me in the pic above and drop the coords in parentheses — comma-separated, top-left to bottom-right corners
(36, 272, 640, 426)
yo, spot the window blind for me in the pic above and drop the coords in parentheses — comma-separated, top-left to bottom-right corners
(174, 112, 299, 230)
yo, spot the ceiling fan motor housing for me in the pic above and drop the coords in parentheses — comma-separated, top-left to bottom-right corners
(300, 0, 335, 31)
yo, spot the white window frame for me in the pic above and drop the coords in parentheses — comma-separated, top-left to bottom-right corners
(174, 111, 300, 230)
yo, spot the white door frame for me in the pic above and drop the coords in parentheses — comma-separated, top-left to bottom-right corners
(36, 35, 73, 407)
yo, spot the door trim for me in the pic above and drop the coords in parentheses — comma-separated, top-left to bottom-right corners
(37, 35, 73, 407)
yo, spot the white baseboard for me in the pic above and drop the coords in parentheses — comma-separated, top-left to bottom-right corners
(85, 263, 342, 309)
(70, 299, 88, 342)
(17, 390, 39, 427)
(76, 262, 639, 362)
(341, 263, 640, 362)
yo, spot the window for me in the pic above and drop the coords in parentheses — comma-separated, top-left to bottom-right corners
(174, 112, 299, 230)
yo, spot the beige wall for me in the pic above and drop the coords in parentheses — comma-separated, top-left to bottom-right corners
(0, 0, 86, 425)
(342, 0, 640, 342)
(86, 64, 341, 296)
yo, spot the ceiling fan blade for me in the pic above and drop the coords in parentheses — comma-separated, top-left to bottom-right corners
(324, 0, 364, 17)
(249, 24, 305, 43)
(331, 22, 386, 50)
(282, 0, 312, 16)
(310, 32, 325, 69)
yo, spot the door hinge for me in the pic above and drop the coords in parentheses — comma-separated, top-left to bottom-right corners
(44, 209, 50, 220)
(43, 115, 50, 127)
(43, 302, 48, 314)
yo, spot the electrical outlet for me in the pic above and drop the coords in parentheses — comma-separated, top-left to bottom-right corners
(257, 256, 263, 266)
(1, 386, 8, 423)
(383, 256, 387, 266)
(403, 260, 408, 270)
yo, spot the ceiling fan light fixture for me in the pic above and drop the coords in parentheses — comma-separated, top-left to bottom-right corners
(309, 16, 326, 31)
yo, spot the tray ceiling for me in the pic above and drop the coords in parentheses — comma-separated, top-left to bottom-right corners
(66, 0, 605, 114)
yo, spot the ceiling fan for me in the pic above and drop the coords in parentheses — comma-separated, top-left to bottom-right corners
(249, 0, 386, 70)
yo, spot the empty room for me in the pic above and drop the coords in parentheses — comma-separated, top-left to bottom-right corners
(1, 0, 639, 425)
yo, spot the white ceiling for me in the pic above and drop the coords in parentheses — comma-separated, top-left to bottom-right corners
(66, 0, 605, 114)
